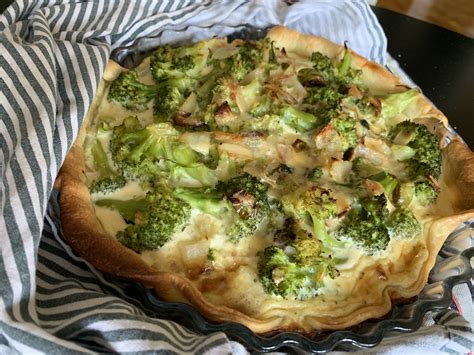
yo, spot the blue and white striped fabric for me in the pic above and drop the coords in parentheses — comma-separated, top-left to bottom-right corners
(0, 0, 471, 352)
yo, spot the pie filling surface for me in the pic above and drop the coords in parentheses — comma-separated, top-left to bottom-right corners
(61, 27, 474, 332)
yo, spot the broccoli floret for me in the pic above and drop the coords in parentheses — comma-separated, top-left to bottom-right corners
(250, 94, 274, 117)
(227, 42, 263, 81)
(150, 46, 174, 80)
(258, 246, 321, 300)
(368, 171, 399, 198)
(301, 49, 360, 89)
(309, 52, 334, 83)
(90, 175, 127, 194)
(227, 207, 270, 242)
(281, 187, 343, 248)
(335, 48, 360, 87)
(211, 75, 240, 104)
(257, 237, 337, 300)
(112, 189, 192, 252)
(109, 119, 182, 179)
(171, 54, 194, 71)
(220, 174, 268, 202)
(389, 121, 441, 179)
(218, 174, 276, 242)
(150, 45, 196, 82)
(305, 86, 342, 108)
(108, 69, 193, 117)
(330, 115, 359, 151)
(207, 248, 216, 261)
(307, 167, 323, 181)
(280, 106, 321, 132)
(414, 180, 438, 206)
(335, 195, 390, 252)
(154, 85, 184, 121)
(108, 70, 157, 112)
(110, 119, 218, 186)
(385, 208, 421, 239)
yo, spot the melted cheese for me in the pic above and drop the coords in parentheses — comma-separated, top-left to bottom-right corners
(94, 206, 128, 237)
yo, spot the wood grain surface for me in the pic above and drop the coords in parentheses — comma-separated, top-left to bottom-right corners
(377, 0, 474, 38)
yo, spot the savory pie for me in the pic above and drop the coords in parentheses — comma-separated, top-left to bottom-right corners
(57, 26, 474, 334)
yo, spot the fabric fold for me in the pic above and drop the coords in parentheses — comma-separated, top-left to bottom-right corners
(0, 0, 470, 353)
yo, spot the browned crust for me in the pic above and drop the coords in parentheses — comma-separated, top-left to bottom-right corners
(57, 27, 474, 334)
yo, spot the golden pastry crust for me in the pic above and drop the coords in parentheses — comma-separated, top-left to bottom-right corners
(57, 26, 474, 334)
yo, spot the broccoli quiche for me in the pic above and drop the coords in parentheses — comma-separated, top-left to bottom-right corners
(58, 27, 474, 334)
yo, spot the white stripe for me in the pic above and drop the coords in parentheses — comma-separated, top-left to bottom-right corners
(36, 262, 103, 293)
(0, 111, 14, 161)
(43, 308, 138, 331)
(170, 0, 182, 12)
(0, 298, 91, 353)
(36, 296, 134, 316)
(3, 32, 57, 126)
(119, 1, 145, 36)
(35, 280, 140, 318)
(1, 104, 42, 326)
(61, 42, 93, 138)
(50, 2, 70, 34)
(0, 334, 41, 354)
(93, 0, 116, 36)
(1, 86, 45, 225)
(1, 48, 54, 170)
(0, 218, 24, 323)
(35, 287, 84, 301)
(38, 247, 103, 279)
(35, 276, 99, 293)
(72, 328, 230, 354)
(53, 47, 76, 158)
(158, 0, 170, 13)
(5, 162, 41, 277)
(84, 337, 187, 353)
(105, 2, 129, 35)
(69, 2, 94, 43)
(46, 217, 140, 302)
(74, 0, 107, 41)
(67, 319, 214, 348)
(116, 5, 207, 48)
(63, 3, 82, 32)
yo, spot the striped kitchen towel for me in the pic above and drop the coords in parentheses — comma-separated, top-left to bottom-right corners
(0, 0, 471, 353)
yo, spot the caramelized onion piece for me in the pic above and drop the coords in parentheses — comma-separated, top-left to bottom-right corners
(174, 111, 204, 127)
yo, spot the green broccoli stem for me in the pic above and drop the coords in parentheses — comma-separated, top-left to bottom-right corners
(311, 216, 345, 248)
(338, 48, 351, 76)
(369, 172, 399, 197)
(95, 198, 148, 221)
(268, 41, 277, 64)
(280, 106, 320, 132)
(173, 188, 231, 218)
(91, 139, 113, 177)
(127, 81, 157, 97)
